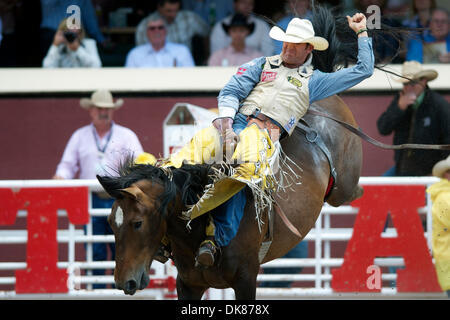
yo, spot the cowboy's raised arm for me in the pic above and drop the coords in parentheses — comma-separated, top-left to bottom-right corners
(308, 13, 375, 103)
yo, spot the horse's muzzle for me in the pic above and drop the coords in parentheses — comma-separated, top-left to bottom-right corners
(119, 271, 149, 295)
(124, 279, 138, 295)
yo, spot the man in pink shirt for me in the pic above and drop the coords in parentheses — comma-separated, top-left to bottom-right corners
(208, 13, 263, 67)
(54, 89, 144, 288)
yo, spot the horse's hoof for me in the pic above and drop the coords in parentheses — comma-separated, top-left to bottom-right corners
(195, 241, 217, 268)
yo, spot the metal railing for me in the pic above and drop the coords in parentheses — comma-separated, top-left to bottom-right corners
(0, 177, 446, 299)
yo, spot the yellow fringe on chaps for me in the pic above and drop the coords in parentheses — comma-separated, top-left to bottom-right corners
(163, 123, 277, 224)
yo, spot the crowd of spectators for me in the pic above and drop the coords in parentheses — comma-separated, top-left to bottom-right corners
(0, 0, 449, 68)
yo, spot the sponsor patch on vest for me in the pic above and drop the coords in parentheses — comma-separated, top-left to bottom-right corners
(285, 116, 297, 132)
(261, 71, 277, 82)
(236, 67, 247, 76)
(287, 76, 302, 89)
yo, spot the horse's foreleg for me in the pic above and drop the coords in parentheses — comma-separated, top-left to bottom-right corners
(176, 275, 206, 300)
(233, 279, 257, 300)
(232, 266, 258, 300)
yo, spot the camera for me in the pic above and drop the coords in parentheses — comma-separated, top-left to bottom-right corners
(63, 31, 78, 43)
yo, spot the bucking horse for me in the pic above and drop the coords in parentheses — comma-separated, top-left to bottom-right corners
(97, 94, 362, 299)
(96, 6, 410, 299)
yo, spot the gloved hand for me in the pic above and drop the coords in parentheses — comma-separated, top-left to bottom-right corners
(212, 117, 233, 133)
(212, 117, 239, 161)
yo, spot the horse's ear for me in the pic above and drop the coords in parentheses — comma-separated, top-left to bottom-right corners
(119, 185, 145, 202)
(96, 175, 124, 199)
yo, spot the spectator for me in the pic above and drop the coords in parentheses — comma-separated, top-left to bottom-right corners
(406, 8, 450, 63)
(273, 0, 313, 54)
(427, 155, 450, 298)
(53, 89, 144, 288)
(0, 0, 41, 67)
(42, 19, 102, 68)
(182, 0, 234, 26)
(403, 0, 436, 29)
(135, 0, 209, 56)
(384, 0, 410, 17)
(126, 16, 194, 68)
(210, 0, 274, 57)
(39, 0, 105, 62)
(207, 13, 262, 66)
(377, 61, 450, 177)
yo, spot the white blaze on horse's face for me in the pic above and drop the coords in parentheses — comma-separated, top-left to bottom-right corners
(115, 206, 124, 228)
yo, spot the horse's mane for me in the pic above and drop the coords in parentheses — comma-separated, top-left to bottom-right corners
(99, 156, 212, 216)
(310, 5, 414, 77)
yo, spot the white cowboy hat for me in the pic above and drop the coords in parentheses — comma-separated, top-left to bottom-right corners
(392, 61, 438, 83)
(432, 155, 450, 178)
(80, 89, 124, 109)
(269, 18, 329, 51)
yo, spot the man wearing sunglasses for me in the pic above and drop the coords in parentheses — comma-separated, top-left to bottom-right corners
(135, 0, 209, 65)
(125, 17, 194, 68)
(377, 61, 450, 176)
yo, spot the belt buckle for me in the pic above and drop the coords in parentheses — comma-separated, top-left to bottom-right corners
(268, 124, 280, 142)
(247, 117, 280, 142)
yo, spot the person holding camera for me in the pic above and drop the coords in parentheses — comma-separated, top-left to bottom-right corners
(43, 18, 102, 68)
(377, 61, 450, 176)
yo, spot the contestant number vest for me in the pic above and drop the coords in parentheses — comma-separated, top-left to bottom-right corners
(240, 55, 313, 135)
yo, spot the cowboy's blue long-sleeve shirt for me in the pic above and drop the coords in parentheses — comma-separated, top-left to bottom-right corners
(217, 37, 374, 119)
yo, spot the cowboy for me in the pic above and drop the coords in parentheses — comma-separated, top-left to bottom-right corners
(161, 13, 375, 267)
(54, 89, 145, 287)
(377, 61, 450, 177)
(427, 155, 450, 297)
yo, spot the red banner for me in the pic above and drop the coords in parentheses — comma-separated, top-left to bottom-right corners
(0, 187, 89, 293)
(331, 185, 441, 292)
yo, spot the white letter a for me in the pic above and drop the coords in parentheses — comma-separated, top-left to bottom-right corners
(366, 265, 381, 289)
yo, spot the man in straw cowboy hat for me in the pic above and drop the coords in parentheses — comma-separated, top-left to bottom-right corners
(377, 61, 450, 177)
(161, 12, 375, 267)
(54, 89, 146, 287)
(427, 155, 450, 297)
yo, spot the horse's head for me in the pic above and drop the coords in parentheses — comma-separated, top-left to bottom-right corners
(96, 161, 212, 295)
(97, 176, 168, 295)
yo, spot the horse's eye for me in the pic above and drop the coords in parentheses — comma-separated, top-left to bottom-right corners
(133, 221, 143, 230)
